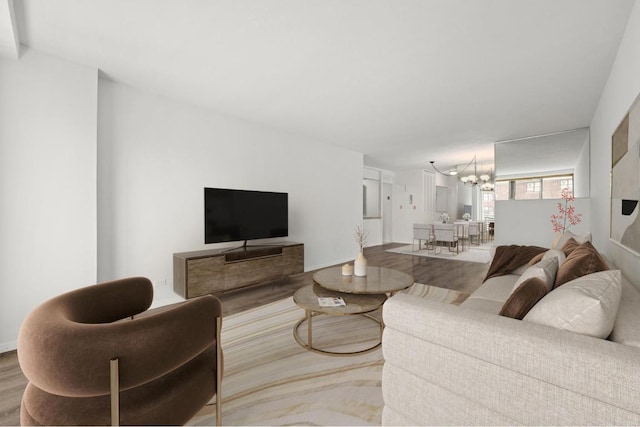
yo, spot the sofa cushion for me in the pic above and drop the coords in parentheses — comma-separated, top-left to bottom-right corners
(523, 270, 622, 339)
(544, 248, 566, 264)
(561, 237, 580, 256)
(461, 274, 519, 314)
(499, 277, 548, 320)
(458, 298, 505, 314)
(552, 230, 591, 249)
(527, 248, 566, 268)
(555, 241, 608, 288)
(468, 274, 519, 303)
(527, 252, 544, 266)
(512, 257, 558, 293)
(511, 263, 530, 275)
(609, 276, 640, 347)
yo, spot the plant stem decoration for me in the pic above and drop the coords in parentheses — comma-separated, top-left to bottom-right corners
(550, 188, 582, 233)
(354, 225, 368, 252)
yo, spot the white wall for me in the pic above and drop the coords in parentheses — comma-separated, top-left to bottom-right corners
(495, 198, 591, 248)
(363, 218, 382, 248)
(589, 0, 640, 284)
(574, 131, 591, 198)
(393, 170, 427, 243)
(97, 79, 363, 303)
(0, 49, 98, 351)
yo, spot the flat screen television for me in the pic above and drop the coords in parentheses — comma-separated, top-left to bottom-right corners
(204, 187, 288, 245)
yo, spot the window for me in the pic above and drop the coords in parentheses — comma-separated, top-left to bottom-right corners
(497, 175, 574, 200)
(516, 179, 541, 200)
(542, 175, 574, 199)
(526, 181, 541, 193)
(494, 181, 510, 201)
(481, 191, 494, 221)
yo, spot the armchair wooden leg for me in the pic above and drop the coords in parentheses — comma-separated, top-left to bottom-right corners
(110, 358, 119, 426)
(216, 316, 222, 427)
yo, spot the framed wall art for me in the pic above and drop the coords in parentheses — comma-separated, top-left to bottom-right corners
(611, 92, 640, 256)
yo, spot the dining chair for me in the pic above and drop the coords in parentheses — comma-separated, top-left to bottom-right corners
(433, 223, 459, 254)
(413, 224, 433, 251)
(468, 222, 481, 246)
(454, 221, 469, 251)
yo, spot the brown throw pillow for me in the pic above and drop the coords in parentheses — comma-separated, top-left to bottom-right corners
(527, 252, 545, 266)
(499, 277, 548, 320)
(561, 237, 580, 256)
(555, 241, 608, 288)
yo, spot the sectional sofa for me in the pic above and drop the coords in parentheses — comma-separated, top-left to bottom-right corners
(381, 233, 640, 425)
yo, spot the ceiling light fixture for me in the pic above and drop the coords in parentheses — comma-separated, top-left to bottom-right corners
(431, 156, 495, 190)
(459, 156, 494, 190)
(429, 161, 458, 176)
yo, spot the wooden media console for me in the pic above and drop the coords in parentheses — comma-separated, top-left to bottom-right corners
(173, 242, 304, 298)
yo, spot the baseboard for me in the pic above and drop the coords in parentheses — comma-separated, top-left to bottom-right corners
(305, 256, 355, 272)
(150, 285, 185, 309)
(0, 340, 17, 353)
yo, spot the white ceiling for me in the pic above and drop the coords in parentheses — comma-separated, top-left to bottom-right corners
(3, 0, 636, 171)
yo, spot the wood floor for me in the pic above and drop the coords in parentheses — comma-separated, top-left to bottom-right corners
(0, 243, 488, 426)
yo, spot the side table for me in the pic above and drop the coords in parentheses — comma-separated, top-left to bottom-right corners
(292, 284, 386, 356)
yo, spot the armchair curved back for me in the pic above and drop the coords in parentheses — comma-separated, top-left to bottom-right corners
(18, 277, 222, 425)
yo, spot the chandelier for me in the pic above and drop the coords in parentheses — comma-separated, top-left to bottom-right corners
(430, 155, 495, 191)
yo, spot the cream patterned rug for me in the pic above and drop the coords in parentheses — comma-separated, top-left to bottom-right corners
(386, 244, 491, 264)
(188, 283, 467, 426)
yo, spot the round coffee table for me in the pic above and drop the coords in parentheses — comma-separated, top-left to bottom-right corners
(293, 266, 414, 356)
(313, 266, 414, 294)
(293, 284, 387, 356)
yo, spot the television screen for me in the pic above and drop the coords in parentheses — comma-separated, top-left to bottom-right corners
(204, 188, 288, 244)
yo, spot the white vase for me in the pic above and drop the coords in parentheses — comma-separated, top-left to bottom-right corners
(354, 252, 367, 277)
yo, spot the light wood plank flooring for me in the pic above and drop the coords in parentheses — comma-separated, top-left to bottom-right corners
(0, 243, 487, 426)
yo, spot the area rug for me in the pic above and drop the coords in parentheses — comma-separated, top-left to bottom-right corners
(385, 244, 491, 264)
(187, 283, 467, 426)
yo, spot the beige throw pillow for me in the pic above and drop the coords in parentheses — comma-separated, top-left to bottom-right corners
(543, 248, 566, 265)
(528, 248, 567, 267)
(523, 270, 622, 339)
(512, 257, 558, 294)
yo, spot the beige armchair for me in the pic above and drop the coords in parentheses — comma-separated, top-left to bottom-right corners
(17, 277, 222, 426)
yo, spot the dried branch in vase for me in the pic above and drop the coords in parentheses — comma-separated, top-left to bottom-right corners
(354, 225, 368, 252)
